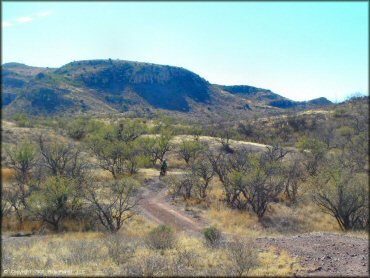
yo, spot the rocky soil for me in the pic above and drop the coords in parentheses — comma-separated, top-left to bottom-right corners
(138, 177, 369, 277)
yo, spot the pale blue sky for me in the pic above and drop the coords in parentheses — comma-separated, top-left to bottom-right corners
(2, 1, 368, 101)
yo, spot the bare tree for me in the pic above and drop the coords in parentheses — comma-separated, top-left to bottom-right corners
(85, 178, 139, 233)
(314, 121, 337, 149)
(177, 139, 204, 165)
(190, 157, 214, 199)
(2, 187, 25, 230)
(4, 142, 38, 228)
(5, 141, 38, 185)
(116, 120, 146, 143)
(312, 157, 368, 231)
(27, 176, 80, 232)
(237, 121, 254, 138)
(226, 238, 259, 276)
(215, 123, 236, 153)
(228, 147, 252, 172)
(1, 190, 12, 218)
(263, 144, 290, 162)
(88, 137, 126, 179)
(297, 137, 327, 176)
(166, 173, 198, 200)
(123, 142, 145, 175)
(242, 150, 285, 219)
(207, 149, 248, 209)
(141, 130, 173, 165)
(284, 156, 305, 205)
(334, 128, 368, 173)
(207, 150, 235, 206)
(208, 145, 286, 218)
(38, 135, 86, 179)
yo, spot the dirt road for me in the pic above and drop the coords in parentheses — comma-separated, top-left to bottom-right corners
(138, 177, 369, 277)
(138, 177, 205, 234)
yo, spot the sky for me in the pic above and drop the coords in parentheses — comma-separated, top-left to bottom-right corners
(2, 1, 368, 102)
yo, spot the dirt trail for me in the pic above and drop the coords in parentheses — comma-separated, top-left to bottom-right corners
(138, 177, 205, 234)
(138, 177, 369, 277)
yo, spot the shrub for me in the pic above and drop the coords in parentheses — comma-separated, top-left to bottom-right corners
(202, 226, 222, 248)
(124, 253, 170, 276)
(85, 178, 139, 233)
(104, 234, 135, 265)
(172, 247, 199, 276)
(146, 225, 176, 250)
(62, 241, 103, 265)
(12, 113, 33, 127)
(226, 238, 259, 276)
(177, 139, 204, 164)
(28, 176, 80, 232)
(312, 158, 368, 231)
(66, 118, 88, 140)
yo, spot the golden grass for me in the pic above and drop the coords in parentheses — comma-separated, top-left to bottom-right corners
(295, 204, 340, 232)
(3, 233, 107, 276)
(138, 168, 159, 179)
(92, 169, 114, 181)
(202, 178, 266, 237)
(166, 156, 187, 169)
(2, 167, 15, 182)
(2, 224, 302, 277)
(183, 197, 210, 209)
(199, 176, 341, 237)
(253, 247, 300, 276)
(46, 231, 105, 241)
(203, 205, 265, 237)
(123, 215, 157, 238)
(202, 198, 341, 237)
(2, 216, 43, 233)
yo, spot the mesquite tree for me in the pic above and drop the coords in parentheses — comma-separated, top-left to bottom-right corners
(85, 178, 139, 233)
(312, 157, 368, 231)
(27, 176, 80, 231)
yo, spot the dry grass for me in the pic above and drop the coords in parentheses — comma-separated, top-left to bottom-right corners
(2, 216, 43, 233)
(201, 178, 265, 237)
(202, 198, 340, 237)
(141, 134, 268, 152)
(2, 215, 101, 234)
(92, 169, 114, 182)
(295, 204, 340, 232)
(204, 205, 265, 237)
(138, 168, 160, 179)
(166, 156, 188, 169)
(199, 176, 340, 237)
(124, 215, 157, 238)
(254, 248, 300, 276)
(1, 218, 302, 276)
(171, 135, 268, 149)
(2, 167, 15, 182)
(2, 207, 302, 276)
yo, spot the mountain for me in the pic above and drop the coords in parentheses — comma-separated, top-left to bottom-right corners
(217, 85, 332, 109)
(1, 59, 332, 116)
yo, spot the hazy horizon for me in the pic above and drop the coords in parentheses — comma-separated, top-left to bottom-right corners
(2, 1, 368, 102)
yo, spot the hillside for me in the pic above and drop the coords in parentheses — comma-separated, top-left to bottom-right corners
(217, 85, 332, 109)
(1, 59, 332, 116)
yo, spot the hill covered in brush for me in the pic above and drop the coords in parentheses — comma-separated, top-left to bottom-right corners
(2, 59, 332, 116)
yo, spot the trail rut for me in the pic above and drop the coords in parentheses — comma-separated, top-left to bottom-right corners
(138, 177, 205, 234)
